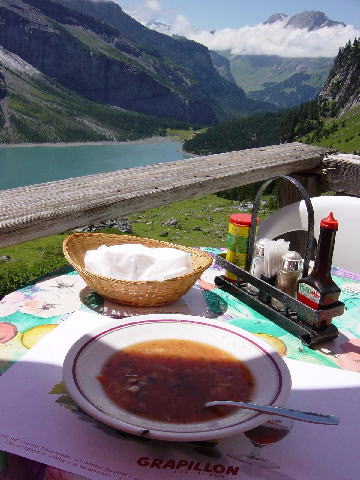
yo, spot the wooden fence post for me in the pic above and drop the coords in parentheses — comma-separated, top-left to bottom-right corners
(279, 170, 327, 208)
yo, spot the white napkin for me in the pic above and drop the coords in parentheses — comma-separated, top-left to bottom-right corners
(263, 238, 290, 277)
(84, 243, 193, 281)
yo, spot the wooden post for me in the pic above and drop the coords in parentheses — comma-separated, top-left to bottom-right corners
(279, 169, 327, 208)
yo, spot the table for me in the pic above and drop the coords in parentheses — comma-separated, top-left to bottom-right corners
(0, 247, 360, 480)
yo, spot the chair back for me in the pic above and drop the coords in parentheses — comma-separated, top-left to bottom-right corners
(257, 196, 359, 273)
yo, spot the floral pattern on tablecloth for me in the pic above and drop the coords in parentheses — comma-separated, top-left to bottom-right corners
(0, 272, 89, 374)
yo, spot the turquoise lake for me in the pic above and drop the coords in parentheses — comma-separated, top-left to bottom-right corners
(0, 140, 187, 190)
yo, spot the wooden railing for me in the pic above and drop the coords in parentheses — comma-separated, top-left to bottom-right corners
(0, 142, 358, 248)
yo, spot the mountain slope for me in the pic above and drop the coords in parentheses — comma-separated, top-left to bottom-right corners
(302, 106, 360, 154)
(248, 72, 320, 109)
(0, 46, 185, 143)
(209, 51, 236, 85)
(183, 111, 284, 155)
(221, 53, 333, 107)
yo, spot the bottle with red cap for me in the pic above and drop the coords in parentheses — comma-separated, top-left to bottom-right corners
(297, 212, 341, 315)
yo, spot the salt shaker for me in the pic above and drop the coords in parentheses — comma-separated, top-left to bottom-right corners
(248, 239, 265, 293)
(272, 251, 304, 311)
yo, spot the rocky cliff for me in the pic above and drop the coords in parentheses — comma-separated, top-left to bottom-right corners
(209, 51, 236, 84)
(318, 39, 360, 114)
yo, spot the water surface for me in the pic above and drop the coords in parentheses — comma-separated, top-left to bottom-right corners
(0, 140, 187, 190)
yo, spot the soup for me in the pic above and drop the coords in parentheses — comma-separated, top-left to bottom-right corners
(97, 339, 255, 423)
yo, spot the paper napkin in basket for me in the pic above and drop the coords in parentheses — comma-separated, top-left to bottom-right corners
(84, 243, 192, 281)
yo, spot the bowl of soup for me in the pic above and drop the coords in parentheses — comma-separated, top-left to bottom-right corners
(63, 314, 291, 441)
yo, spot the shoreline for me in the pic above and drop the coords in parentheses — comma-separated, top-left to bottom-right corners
(0, 135, 179, 149)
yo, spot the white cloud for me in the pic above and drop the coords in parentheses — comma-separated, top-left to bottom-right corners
(177, 20, 360, 58)
(145, 0, 161, 12)
(122, 0, 171, 25)
(170, 14, 199, 36)
(122, 2, 360, 57)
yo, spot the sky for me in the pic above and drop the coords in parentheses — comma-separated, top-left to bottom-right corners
(119, 1, 360, 57)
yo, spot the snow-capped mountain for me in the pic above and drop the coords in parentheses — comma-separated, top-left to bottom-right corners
(146, 20, 172, 35)
(263, 10, 345, 30)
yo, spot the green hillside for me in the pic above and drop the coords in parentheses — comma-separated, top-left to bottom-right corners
(183, 111, 283, 155)
(184, 77, 360, 157)
(302, 106, 360, 153)
(248, 72, 320, 109)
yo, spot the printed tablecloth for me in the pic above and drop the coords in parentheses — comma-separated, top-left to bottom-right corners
(0, 248, 360, 480)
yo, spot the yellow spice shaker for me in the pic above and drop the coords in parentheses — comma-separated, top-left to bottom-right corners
(225, 213, 258, 280)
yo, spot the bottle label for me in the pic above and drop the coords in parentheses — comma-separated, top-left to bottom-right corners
(225, 250, 247, 269)
(227, 233, 248, 252)
(297, 283, 321, 310)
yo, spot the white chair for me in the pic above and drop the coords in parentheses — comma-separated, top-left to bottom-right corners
(257, 196, 360, 273)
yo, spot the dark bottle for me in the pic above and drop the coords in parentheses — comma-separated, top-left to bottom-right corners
(297, 212, 341, 315)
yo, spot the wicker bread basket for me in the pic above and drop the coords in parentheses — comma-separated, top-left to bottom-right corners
(63, 233, 213, 306)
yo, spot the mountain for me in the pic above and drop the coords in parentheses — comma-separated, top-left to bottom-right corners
(263, 10, 345, 30)
(209, 51, 236, 84)
(281, 11, 345, 30)
(0, 0, 274, 138)
(296, 38, 360, 154)
(135, 9, 340, 110)
(263, 10, 345, 32)
(0, 45, 186, 143)
(48, 0, 272, 122)
(146, 20, 171, 35)
(264, 13, 288, 25)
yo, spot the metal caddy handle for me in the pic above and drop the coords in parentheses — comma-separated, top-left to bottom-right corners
(214, 175, 343, 347)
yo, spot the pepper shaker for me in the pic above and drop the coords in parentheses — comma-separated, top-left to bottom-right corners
(272, 251, 304, 311)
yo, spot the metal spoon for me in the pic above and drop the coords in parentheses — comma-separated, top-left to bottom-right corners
(205, 401, 339, 425)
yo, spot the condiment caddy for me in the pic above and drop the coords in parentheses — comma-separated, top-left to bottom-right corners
(214, 175, 344, 347)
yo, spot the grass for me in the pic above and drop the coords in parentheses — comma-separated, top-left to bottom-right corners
(166, 128, 196, 143)
(125, 194, 241, 247)
(303, 106, 360, 153)
(0, 234, 70, 297)
(0, 234, 68, 266)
